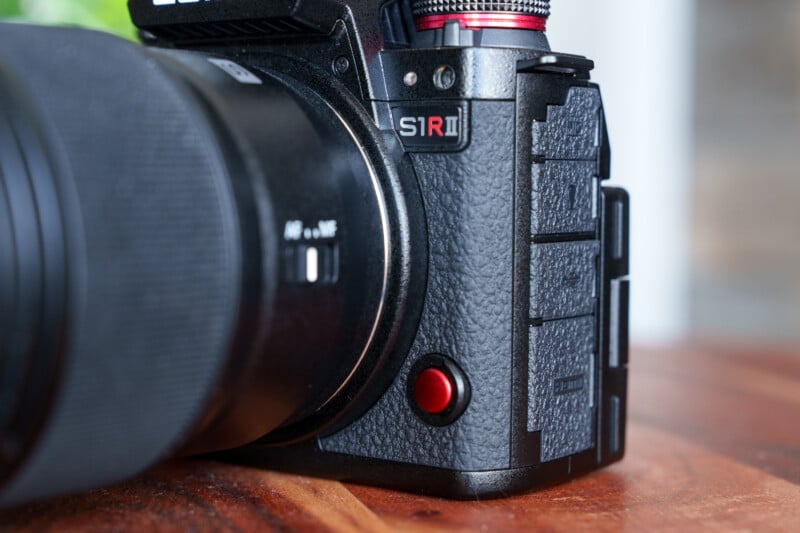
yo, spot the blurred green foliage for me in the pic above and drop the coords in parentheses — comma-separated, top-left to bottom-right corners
(0, 0, 136, 39)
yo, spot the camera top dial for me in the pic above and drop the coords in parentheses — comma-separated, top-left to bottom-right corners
(411, 0, 551, 31)
(410, 0, 552, 49)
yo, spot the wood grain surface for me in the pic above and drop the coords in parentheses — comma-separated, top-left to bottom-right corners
(2, 344, 799, 532)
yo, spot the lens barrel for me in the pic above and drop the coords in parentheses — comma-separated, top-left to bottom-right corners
(0, 23, 252, 506)
(0, 23, 398, 505)
(0, 62, 69, 496)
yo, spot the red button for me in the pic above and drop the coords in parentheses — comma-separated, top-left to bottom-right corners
(413, 368, 454, 414)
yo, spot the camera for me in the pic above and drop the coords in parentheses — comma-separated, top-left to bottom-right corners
(0, 0, 629, 505)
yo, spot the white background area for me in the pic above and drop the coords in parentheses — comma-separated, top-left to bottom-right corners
(547, 0, 694, 343)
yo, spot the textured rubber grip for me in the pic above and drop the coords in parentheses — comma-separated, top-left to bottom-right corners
(411, 0, 551, 18)
(0, 24, 242, 505)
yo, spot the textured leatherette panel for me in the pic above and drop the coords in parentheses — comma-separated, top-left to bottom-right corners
(322, 101, 515, 471)
(528, 317, 595, 461)
(531, 88, 600, 161)
(528, 87, 602, 463)
(530, 241, 599, 320)
(531, 160, 596, 235)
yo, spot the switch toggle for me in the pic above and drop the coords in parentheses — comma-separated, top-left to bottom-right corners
(305, 246, 319, 283)
(283, 243, 339, 285)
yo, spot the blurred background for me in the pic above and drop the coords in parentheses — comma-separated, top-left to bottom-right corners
(552, 0, 800, 347)
(1, 0, 796, 348)
(0, 0, 135, 39)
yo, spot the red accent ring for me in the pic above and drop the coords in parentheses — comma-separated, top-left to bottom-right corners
(415, 12, 547, 32)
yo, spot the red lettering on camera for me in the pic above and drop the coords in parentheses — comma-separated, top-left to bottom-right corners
(428, 116, 444, 137)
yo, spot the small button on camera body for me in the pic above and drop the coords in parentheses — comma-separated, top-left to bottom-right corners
(407, 355, 470, 426)
(413, 368, 452, 414)
(432, 65, 456, 90)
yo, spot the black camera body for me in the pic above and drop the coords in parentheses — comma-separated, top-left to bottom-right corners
(127, 0, 629, 497)
(0, 0, 628, 504)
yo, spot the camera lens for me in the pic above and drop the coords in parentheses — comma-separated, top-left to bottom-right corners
(0, 24, 414, 505)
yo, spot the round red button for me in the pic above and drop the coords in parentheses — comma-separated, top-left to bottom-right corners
(413, 368, 454, 415)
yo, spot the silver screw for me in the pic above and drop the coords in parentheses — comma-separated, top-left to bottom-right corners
(404, 71, 418, 87)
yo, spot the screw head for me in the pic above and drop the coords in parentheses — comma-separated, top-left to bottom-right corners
(433, 65, 456, 90)
(333, 56, 350, 75)
(403, 71, 418, 87)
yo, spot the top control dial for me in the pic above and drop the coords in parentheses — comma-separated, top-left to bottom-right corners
(411, 1, 551, 31)
(411, 0, 551, 18)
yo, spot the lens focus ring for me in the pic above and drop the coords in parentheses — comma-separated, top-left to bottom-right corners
(0, 23, 243, 507)
(411, 0, 551, 18)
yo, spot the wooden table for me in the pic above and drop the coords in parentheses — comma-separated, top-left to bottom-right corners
(2, 344, 800, 531)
